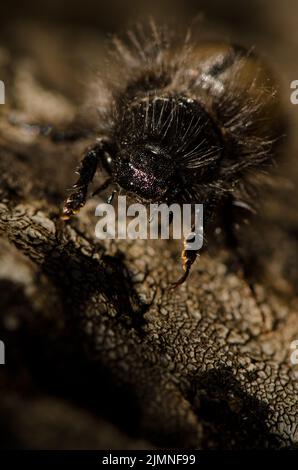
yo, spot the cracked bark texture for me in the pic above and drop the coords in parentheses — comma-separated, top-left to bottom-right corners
(0, 1, 297, 449)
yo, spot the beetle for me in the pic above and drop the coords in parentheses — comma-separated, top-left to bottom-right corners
(62, 21, 285, 286)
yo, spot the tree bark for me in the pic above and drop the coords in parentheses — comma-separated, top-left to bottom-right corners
(0, 14, 297, 449)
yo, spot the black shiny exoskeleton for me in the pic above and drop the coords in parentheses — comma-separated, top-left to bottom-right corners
(63, 23, 285, 286)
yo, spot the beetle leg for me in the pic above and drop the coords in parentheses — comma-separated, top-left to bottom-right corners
(171, 231, 199, 288)
(62, 139, 114, 219)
